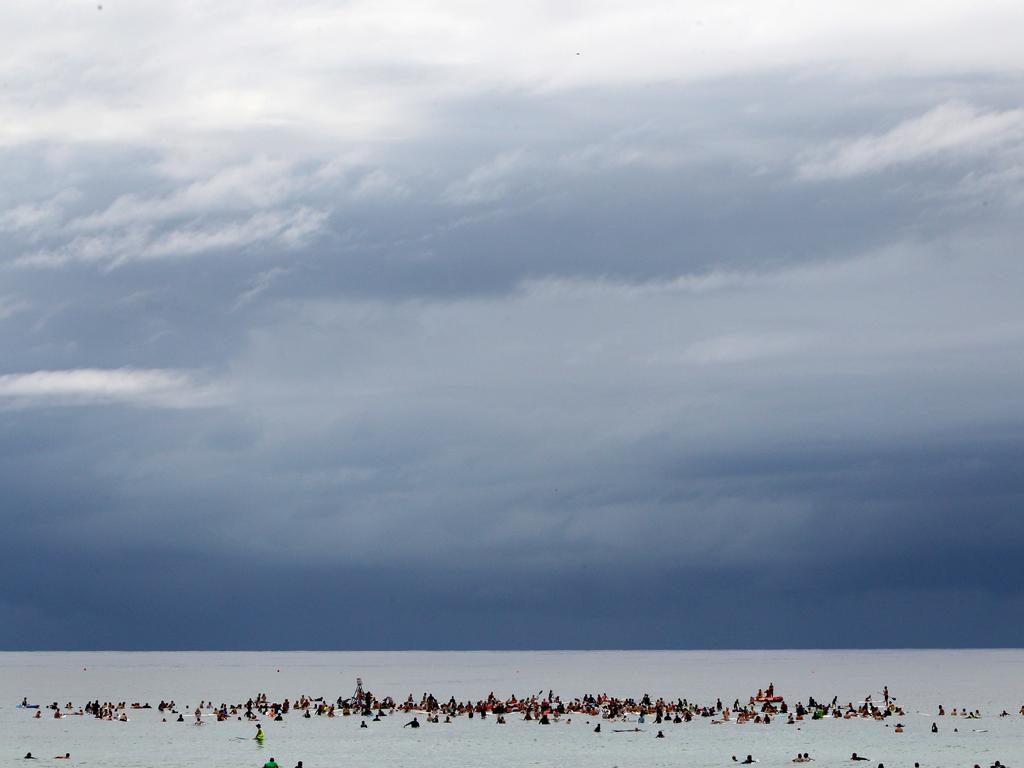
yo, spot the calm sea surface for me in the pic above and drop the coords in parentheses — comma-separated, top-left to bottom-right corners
(2, 650, 1022, 768)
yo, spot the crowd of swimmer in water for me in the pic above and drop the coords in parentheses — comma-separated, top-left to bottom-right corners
(17, 683, 1020, 768)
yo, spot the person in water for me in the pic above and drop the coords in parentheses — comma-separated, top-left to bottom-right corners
(55, 754, 70, 760)
(851, 754, 869, 761)
(23, 754, 36, 760)
(255, 725, 265, 741)
(403, 716, 420, 728)
(262, 758, 278, 768)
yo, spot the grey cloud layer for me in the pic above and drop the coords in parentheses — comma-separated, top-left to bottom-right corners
(1, 1, 1023, 648)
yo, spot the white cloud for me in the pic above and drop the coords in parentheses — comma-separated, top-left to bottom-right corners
(2, 1, 1024, 153)
(70, 157, 304, 231)
(142, 207, 327, 261)
(681, 332, 809, 365)
(557, 127, 682, 172)
(0, 368, 223, 408)
(232, 266, 291, 311)
(443, 151, 529, 205)
(350, 169, 410, 201)
(0, 190, 79, 236)
(12, 207, 328, 269)
(798, 101, 1024, 180)
(0, 295, 31, 320)
(0, 202, 58, 233)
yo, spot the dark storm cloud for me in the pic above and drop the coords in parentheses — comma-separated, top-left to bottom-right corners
(2, 1, 1024, 648)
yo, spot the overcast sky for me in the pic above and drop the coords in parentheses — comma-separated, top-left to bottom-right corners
(2, 0, 1023, 649)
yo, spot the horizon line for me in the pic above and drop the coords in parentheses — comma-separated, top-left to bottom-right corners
(3, 647, 1022, 653)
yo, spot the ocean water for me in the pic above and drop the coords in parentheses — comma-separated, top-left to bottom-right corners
(1, 650, 1022, 768)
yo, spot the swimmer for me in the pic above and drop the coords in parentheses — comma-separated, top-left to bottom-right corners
(656, 730, 665, 738)
(24, 754, 36, 760)
(255, 725, 265, 741)
(851, 754, 869, 761)
(594, 723, 601, 733)
(360, 720, 368, 728)
(55, 755, 70, 760)
(931, 723, 938, 733)
(262, 758, 278, 768)
(743, 756, 756, 764)
(403, 716, 420, 728)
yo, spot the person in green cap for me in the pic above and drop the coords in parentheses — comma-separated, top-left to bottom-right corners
(262, 758, 278, 768)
